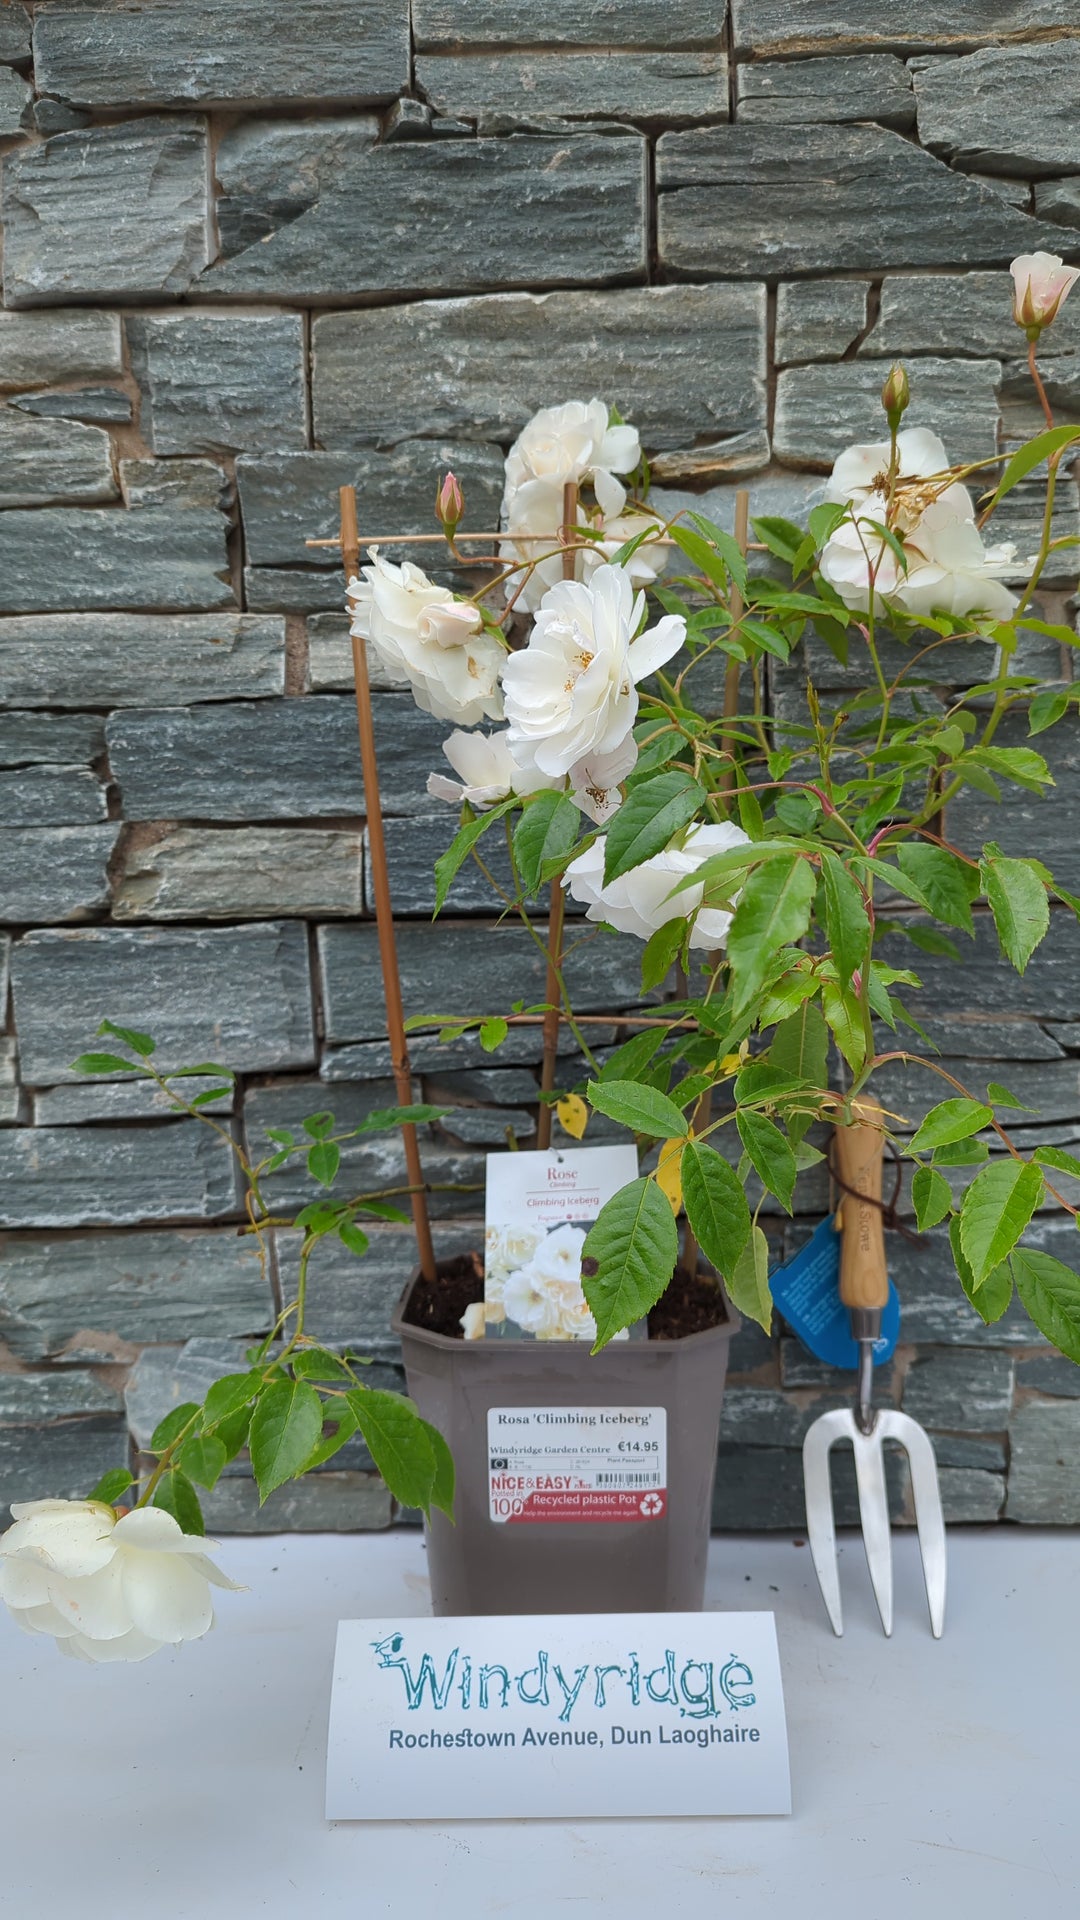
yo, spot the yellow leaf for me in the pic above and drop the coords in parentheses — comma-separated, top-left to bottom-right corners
(655, 1137, 685, 1214)
(556, 1093, 588, 1140)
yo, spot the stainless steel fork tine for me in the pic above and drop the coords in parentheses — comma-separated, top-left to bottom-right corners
(852, 1428, 894, 1637)
(801, 1410, 848, 1636)
(880, 1411, 947, 1638)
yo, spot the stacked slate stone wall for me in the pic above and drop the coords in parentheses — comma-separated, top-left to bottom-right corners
(2, 1, 1080, 1531)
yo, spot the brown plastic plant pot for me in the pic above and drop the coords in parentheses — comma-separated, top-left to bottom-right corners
(391, 1270, 740, 1617)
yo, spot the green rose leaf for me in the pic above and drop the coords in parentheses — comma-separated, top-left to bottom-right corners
(587, 1078, 689, 1139)
(152, 1468, 205, 1537)
(87, 1467, 135, 1505)
(736, 1110, 797, 1214)
(306, 1138, 341, 1189)
(581, 1176, 679, 1352)
(149, 1401, 201, 1453)
(911, 1165, 953, 1232)
(820, 852, 870, 987)
(894, 843, 979, 935)
(98, 1019, 156, 1057)
(981, 853, 1051, 975)
(433, 797, 517, 915)
(513, 790, 581, 896)
(950, 1216, 1013, 1325)
(203, 1370, 263, 1428)
(909, 1098, 994, 1152)
(70, 1052, 143, 1076)
(726, 1224, 773, 1334)
(1011, 1247, 1080, 1363)
(957, 1159, 1045, 1288)
(726, 856, 817, 1010)
(249, 1379, 325, 1501)
(177, 1434, 228, 1492)
(602, 769, 706, 886)
(347, 1388, 443, 1514)
(681, 1140, 752, 1279)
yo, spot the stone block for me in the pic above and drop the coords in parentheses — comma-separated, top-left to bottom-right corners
(647, 428, 771, 485)
(306, 613, 402, 694)
(901, 1350, 1014, 1430)
(276, 1222, 479, 1348)
(0, 1120, 240, 1228)
(729, 2, 1075, 55)
(0, 411, 116, 506)
(929, 1433, 1007, 1470)
(415, 0, 726, 44)
(129, 312, 306, 456)
(0, 825, 118, 923)
(1006, 1399, 1080, 1521)
(719, 1386, 853, 1448)
(0, 612, 284, 709)
(312, 284, 766, 452)
(712, 1441, 905, 1529)
(0, 931, 9, 1009)
(105, 694, 441, 822)
(0, 765, 107, 826)
(0, 712, 105, 766)
(33, 1, 408, 107)
(34, 1076, 234, 1125)
(3, 116, 209, 305)
(1016, 1355, 1080, 1398)
(124, 1338, 253, 1451)
(1035, 179, 1080, 232)
(736, 54, 914, 128)
(200, 1469, 392, 1532)
(201, 123, 646, 299)
(946, 709, 1080, 893)
(861, 269, 1080, 358)
(875, 911, 1080, 1021)
(0, 1035, 25, 1126)
(372, 814, 520, 915)
(10, 921, 315, 1081)
(934, 1467, 1005, 1522)
(775, 280, 869, 363)
(423, 1067, 541, 1108)
(983, 478, 1080, 593)
(656, 123, 1069, 277)
(113, 826, 363, 921)
(0, 64, 31, 132)
(322, 1024, 602, 1082)
(416, 51, 728, 126)
(318, 921, 650, 1045)
(243, 1079, 484, 1218)
(12, 387, 132, 425)
(243, 570, 348, 614)
(774, 357, 1001, 470)
(0, 310, 123, 391)
(237, 444, 504, 567)
(0, 1228, 272, 1363)
(119, 460, 229, 511)
(440, 1106, 535, 1147)
(779, 1340, 896, 1393)
(0, 1371, 122, 1423)
(914, 44, 1080, 178)
(0, 5, 30, 64)
(0, 1418, 130, 1522)
(0, 510, 232, 615)
(874, 1052, 1080, 1136)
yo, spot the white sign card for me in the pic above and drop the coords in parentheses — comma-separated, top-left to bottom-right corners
(481, 1145, 640, 1342)
(326, 1611, 791, 1821)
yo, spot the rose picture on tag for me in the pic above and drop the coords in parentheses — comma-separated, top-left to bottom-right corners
(470, 1146, 641, 1343)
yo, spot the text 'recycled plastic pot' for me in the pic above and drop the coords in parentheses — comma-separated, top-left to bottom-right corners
(392, 1272, 739, 1617)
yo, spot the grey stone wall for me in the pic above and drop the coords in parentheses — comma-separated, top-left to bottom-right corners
(2, 1, 1080, 1532)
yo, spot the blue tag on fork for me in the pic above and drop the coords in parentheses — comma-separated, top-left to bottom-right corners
(769, 1214, 900, 1369)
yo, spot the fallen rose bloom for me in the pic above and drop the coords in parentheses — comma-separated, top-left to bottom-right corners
(0, 1498, 242, 1663)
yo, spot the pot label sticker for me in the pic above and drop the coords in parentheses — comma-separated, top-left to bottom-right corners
(488, 1406, 667, 1524)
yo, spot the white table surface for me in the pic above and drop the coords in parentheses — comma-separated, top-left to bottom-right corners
(3, 1526, 1076, 1918)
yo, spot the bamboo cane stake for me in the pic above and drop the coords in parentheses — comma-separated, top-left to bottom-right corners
(683, 487, 751, 1283)
(341, 487, 437, 1283)
(534, 479, 578, 1152)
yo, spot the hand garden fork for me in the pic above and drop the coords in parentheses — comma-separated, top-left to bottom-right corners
(802, 1108, 946, 1638)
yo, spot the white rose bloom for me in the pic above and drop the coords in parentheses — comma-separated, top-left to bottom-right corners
(824, 428, 963, 512)
(501, 564, 685, 826)
(427, 729, 563, 810)
(485, 1224, 544, 1299)
(347, 549, 504, 726)
(0, 1499, 241, 1663)
(501, 400, 643, 612)
(564, 819, 751, 951)
(503, 1225, 598, 1342)
(820, 491, 1017, 620)
(581, 510, 669, 592)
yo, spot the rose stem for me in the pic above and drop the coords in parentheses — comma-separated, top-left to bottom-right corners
(535, 479, 578, 1151)
(340, 485, 438, 1283)
(682, 486, 751, 1284)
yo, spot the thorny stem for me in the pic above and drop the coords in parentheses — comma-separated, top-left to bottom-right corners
(1028, 335, 1056, 433)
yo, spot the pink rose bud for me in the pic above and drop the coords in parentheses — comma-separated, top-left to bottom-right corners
(1010, 252, 1080, 338)
(880, 361, 910, 430)
(436, 470, 464, 531)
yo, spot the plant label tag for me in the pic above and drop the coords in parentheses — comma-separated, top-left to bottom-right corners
(488, 1405, 667, 1524)
(326, 1610, 791, 1822)
(768, 1214, 900, 1369)
(481, 1145, 640, 1342)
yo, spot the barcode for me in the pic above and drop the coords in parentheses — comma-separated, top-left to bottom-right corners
(594, 1473, 662, 1487)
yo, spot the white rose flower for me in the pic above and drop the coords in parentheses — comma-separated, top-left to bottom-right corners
(427, 729, 563, 810)
(0, 1498, 241, 1663)
(501, 400, 643, 612)
(503, 1224, 597, 1342)
(819, 491, 1017, 620)
(501, 564, 685, 825)
(564, 820, 751, 951)
(823, 427, 958, 511)
(581, 509, 670, 592)
(1010, 251, 1080, 333)
(347, 549, 504, 726)
(485, 1224, 544, 1298)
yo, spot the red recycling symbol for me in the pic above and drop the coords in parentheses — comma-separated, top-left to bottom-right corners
(639, 1492, 664, 1517)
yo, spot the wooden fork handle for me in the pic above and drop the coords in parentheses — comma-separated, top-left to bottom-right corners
(834, 1109, 889, 1313)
